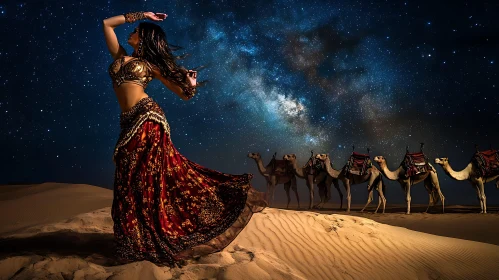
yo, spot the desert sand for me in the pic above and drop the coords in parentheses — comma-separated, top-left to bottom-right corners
(1, 183, 499, 279)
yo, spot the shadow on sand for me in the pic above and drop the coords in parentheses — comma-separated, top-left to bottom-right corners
(274, 205, 499, 214)
(0, 231, 116, 266)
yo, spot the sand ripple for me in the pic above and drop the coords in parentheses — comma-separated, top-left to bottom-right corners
(1, 207, 499, 279)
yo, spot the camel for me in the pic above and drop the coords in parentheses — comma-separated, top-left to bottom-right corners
(373, 150, 445, 214)
(435, 154, 499, 214)
(302, 151, 343, 210)
(283, 153, 343, 210)
(314, 153, 387, 214)
(312, 171, 342, 209)
(247, 152, 299, 209)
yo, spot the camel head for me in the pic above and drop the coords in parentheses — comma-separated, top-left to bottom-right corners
(434, 157, 449, 166)
(373, 156, 386, 164)
(247, 152, 261, 160)
(314, 153, 329, 161)
(283, 154, 297, 163)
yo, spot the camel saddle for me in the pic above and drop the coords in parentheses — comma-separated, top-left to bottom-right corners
(472, 149, 499, 178)
(302, 156, 321, 175)
(401, 152, 429, 177)
(312, 160, 332, 175)
(345, 152, 372, 176)
(268, 159, 293, 176)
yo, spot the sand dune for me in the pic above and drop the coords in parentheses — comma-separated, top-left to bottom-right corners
(1, 183, 499, 279)
(273, 202, 499, 246)
(232, 208, 499, 279)
(0, 183, 113, 236)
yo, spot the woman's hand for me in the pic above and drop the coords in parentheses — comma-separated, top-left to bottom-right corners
(144, 12, 167, 21)
(186, 70, 197, 87)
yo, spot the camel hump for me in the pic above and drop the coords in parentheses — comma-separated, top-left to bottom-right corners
(269, 159, 293, 175)
(351, 151, 370, 159)
(476, 149, 499, 158)
(405, 151, 426, 159)
(346, 153, 372, 176)
(405, 152, 427, 165)
(265, 158, 277, 167)
(273, 160, 289, 168)
(401, 152, 430, 177)
(472, 149, 499, 178)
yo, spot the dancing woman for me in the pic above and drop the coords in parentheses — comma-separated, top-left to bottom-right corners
(102, 11, 267, 267)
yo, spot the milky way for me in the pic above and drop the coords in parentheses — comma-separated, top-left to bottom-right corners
(1, 0, 498, 205)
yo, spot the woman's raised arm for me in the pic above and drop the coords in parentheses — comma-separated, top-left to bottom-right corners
(102, 15, 130, 60)
(102, 12, 167, 60)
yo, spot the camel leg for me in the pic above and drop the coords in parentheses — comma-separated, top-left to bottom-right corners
(425, 171, 445, 213)
(432, 173, 445, 214)
(360, 186, 373, 213)
(376, 191, 385, 214)
(326, 179, 332, 203)
(404, 182, 411, 215)
(375, 195, 382, 213)
(344, 179, 351, 213)
(424, 178, 434, 213)
(272, 182, 278, 208)
(314, 173, 327, 208)
(314, 180, 325, 209)
(292, 178, 300, 209)
(315, 178, 334, 209)
(439, 189, 446, 214)
(326, 176, 333, 204)
(308, 179, 314, 210)
(361, 173, 377, 213)
(332, 178, 343, 210)
(472, 183, 483, 213)
(308, 184, 313, 210)
(284, 182, 291, 209)
(380, 179, 387, 213)
(376, 179, 386, 214)
(374, 185, 383, 214)
(265, 181, 271, 206)
(477, 180, 487, 214)
(320, 179, 331, 209)
(268, 177, 277, 208)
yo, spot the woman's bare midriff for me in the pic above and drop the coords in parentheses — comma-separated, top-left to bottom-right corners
(114, 83, 150, 112)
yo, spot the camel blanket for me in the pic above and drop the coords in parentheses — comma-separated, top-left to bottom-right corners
(345, 152, 372, 176)
(472, 150, 499, 178)
(268, 159, 294, 176)
(401, 152, 429, 177)
(303, 157, 324, 175)
(313, 160, 333, 174)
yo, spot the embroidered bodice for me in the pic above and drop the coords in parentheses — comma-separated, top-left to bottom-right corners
(108, 56, 153, 88)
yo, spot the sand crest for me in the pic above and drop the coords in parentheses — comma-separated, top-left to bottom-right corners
(0, 182, 113, 236)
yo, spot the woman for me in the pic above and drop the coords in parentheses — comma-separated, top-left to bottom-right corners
(102, 11, 267, 267)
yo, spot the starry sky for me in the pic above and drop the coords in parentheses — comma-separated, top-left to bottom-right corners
(1, 0, 498, 206)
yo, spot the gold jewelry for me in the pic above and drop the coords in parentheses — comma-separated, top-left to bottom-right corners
(137, 39, 143, 57)
(183, 86, 196, 99)
(124, 12, 146, 23)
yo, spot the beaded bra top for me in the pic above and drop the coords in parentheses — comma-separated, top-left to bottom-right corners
(108, 56, 153, 88)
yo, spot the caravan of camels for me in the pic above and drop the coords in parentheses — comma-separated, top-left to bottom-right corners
(248, 144, 499, 214)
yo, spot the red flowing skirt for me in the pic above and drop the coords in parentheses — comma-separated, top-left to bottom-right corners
(112, 98, 267, 267)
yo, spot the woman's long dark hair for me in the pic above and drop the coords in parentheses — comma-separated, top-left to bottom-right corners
(134, 22, 205, 90)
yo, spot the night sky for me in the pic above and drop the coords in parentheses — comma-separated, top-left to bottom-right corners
(1, 0, 498, 206)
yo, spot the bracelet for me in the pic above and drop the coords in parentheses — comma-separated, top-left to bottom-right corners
(124, 11, 146, 23)
(183, 86, 197, 99)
